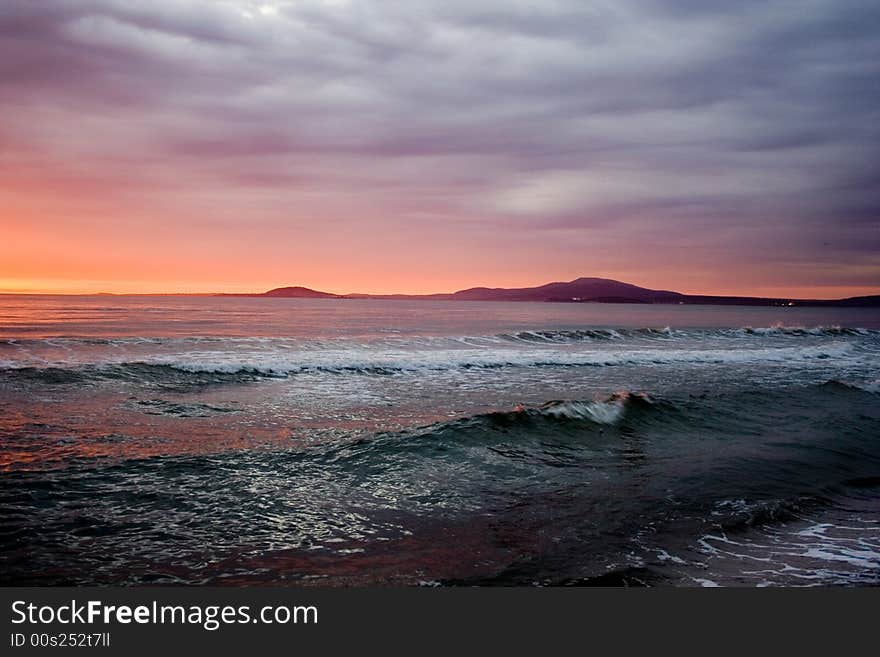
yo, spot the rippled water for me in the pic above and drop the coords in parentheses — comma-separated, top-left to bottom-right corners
(1, 296, 879, 586)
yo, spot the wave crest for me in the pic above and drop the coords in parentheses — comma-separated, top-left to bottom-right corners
(535, 393, 652, 424)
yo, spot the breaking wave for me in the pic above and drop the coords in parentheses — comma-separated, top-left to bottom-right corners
(0, 339, 861, 386)
(0, 325, 876, 349)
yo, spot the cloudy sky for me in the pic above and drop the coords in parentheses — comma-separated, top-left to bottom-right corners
(2, 0, 879, 296)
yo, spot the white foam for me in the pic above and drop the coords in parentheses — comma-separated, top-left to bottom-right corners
(800, 547, 880, 569)
(539, 398, 629, 424)
(0, 329, 872, 377)
(694, 514, 880, 586)
(692, 578, 720, 587)
(656, 549, 688, 565)
(736, 325, 872, 337)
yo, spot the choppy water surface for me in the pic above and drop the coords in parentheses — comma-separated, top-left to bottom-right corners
(1, 296, 878, 586)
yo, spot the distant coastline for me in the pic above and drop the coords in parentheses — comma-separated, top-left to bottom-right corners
(220, 277, 880, 308)
(4, 276, 878, 307)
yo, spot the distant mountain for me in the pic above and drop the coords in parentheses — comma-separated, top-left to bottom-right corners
(450, 277, 683, 303)
(262, 286, 340, 298)
(821, 294, 880, 308)
(238, 278, 879, 307)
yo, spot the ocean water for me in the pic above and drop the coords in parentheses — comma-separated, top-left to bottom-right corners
(1, 295, 879, 586)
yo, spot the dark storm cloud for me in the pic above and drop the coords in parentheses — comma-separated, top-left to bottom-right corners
(1, 0, 878, 288)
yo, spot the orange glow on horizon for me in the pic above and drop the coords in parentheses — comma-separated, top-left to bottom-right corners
(2, 174, 877, 301)
(0, 276, 876, 301)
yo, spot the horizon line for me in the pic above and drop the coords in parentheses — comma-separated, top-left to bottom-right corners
(1, 277, 878, 302)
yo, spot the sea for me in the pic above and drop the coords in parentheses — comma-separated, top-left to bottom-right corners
(1, 295, 879, 586)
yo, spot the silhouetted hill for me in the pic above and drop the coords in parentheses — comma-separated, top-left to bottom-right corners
(812, 295, 880, 308)
(451, 277, 683, 303)
(262, 286, 340, 298)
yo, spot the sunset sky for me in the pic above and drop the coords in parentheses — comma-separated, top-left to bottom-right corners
(2, 0, 879, 297)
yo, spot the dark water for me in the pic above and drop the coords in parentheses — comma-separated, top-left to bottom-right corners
(1, 296, 879, 586)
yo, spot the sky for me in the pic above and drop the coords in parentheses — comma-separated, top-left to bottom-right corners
(1, 0, 879, 297)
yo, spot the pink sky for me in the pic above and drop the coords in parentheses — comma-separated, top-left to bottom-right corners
(2, 1, 878, 299)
